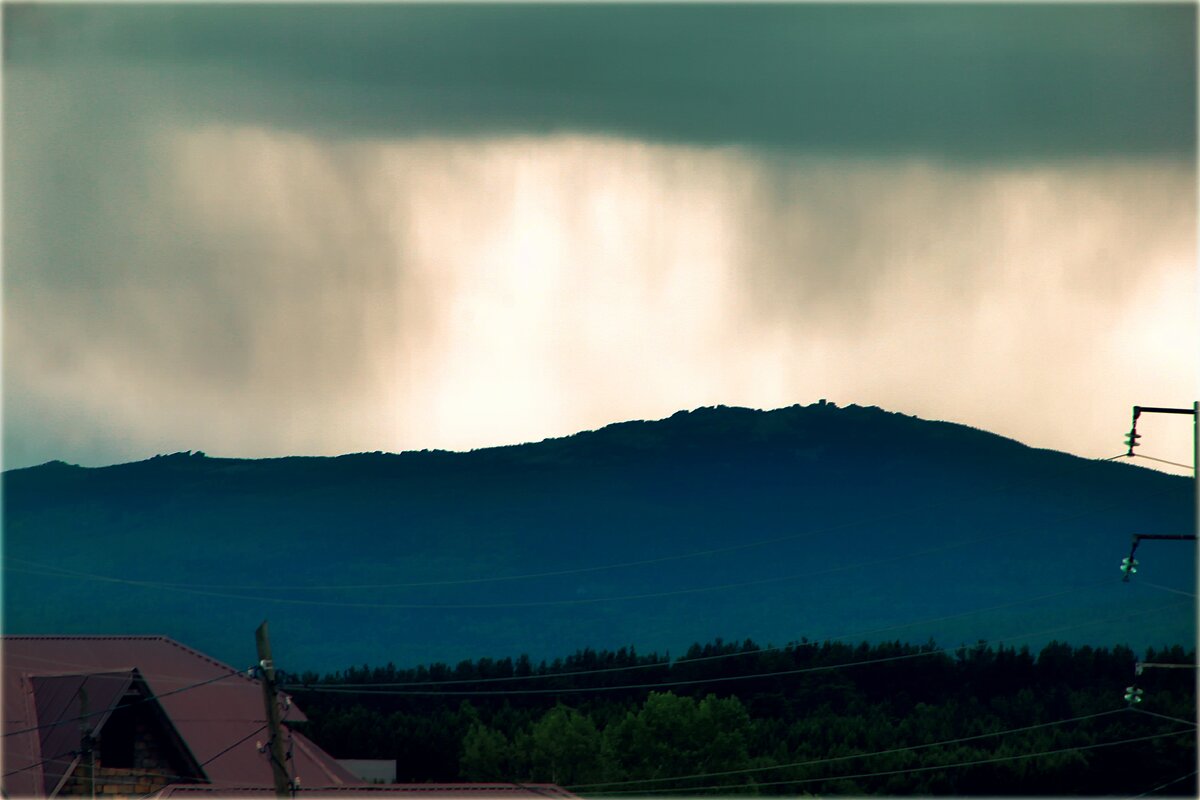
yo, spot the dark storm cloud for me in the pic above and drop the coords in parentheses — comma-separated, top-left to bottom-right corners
(5, 2, 1195, 159)
(2, 4, 1195, 471)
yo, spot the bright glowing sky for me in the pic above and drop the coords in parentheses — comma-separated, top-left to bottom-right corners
(3, 4, 1197, 473)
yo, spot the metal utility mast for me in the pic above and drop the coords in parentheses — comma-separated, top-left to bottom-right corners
(1116, 403, 1198, 713)
(1118, 403, 1197, 581)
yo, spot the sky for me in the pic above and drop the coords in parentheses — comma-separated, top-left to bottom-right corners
(3, 3, 1197, 474)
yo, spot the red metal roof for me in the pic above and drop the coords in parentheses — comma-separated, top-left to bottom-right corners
(3, 636, 357, 797)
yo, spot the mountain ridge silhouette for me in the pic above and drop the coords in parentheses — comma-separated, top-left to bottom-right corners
(4, 402, 1193, 672)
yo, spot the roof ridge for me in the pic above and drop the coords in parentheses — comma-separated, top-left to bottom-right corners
(21, 667, 137, 678)
(159, 636, 254, 678)
(3, 635, 255, 685)
(3, 635, 172, 641)
(290, 730, 350, 785)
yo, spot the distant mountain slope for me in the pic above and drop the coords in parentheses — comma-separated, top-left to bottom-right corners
(3, 402, 1194, 672)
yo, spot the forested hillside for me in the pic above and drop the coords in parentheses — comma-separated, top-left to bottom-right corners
(287, 637, 1197, 795)
(4, 403, 1194, 670)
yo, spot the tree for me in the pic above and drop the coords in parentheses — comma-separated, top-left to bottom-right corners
(529, 704, 603, 785)
(601, 692, 755, 791)
(460, 722, 513, 781)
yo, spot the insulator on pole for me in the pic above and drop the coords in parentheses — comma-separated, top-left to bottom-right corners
(1123, 685, 1145, 704)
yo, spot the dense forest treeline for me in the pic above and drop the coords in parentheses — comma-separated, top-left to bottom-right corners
(284, 638, 1197, 795)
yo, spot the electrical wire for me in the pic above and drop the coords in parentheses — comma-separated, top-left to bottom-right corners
(1130, 768, 1198, 797)
(3, 451, 1137, 595)
(1129, 708, 1198, 728)
(564, 707, 1127, 789)
(0, 532, 987, 605)
(285, 578, 1117, 688)
(1, 750, 217, 787)
(5, 481, 1188, 792)
(8, 475, 1163, 612)
(288, 649, 943, 696)
(2, 755, 77, 779)
(1138, 581, 1197, 599)
(1132, 454, 1195, 471)
(6, 448, 1179, 788)
(198, 724, 269, 768)
(576, 727, 1197, 796)
(284, 599, 1191, 697)
(7, 447, 1186, 757)
(4, 509, 945, 592)
(8, 721, 284, 790)
(3, 535, 996, 610)
(6, 724, 276, 785)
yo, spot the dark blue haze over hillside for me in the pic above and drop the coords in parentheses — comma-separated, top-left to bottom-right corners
(3, 403, 1194, 673)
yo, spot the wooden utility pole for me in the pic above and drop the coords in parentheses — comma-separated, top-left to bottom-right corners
(255, 621, 293, 798)
(79, 687, 96, 800)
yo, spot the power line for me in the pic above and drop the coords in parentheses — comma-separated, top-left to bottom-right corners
(9, 477, 1164, 612)
(199, 724, 270, 768)
(0, 535, 988, 606)
(285, 578, 1117, 688)
(4, 725, 272, 784)
(1132, 453, 1195, 471)
(565, 708, 1127, 789)
(576, 727, 1197, 796)
(4, 506, 955, 592)
(288, 649, 943, 696)
(5, 761, 196, 787)
(6, 692, 272, 785)
(2, 755, 77, 779)
(283, 600, 1191, 697)
(3, 536, 996, 610)
(6, 761, 214, 788)
(1129, 708, 1198, 728)
(1139, 581, 1197, 599)
(1, 746, 210, 787)
(1130, 769, 1198, 798)
(4, 451, 1136, 595)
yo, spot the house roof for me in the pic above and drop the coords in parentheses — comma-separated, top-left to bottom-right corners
(3, 636, 358, 797)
